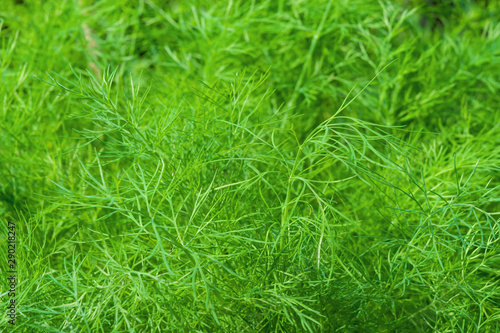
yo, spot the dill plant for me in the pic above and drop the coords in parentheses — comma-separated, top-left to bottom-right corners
(1, 0, 499, 332)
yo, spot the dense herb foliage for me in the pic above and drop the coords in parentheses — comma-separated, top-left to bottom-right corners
(1, 0, 499, 331)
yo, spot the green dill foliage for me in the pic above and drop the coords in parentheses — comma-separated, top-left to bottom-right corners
(1, 0, 500, 332)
